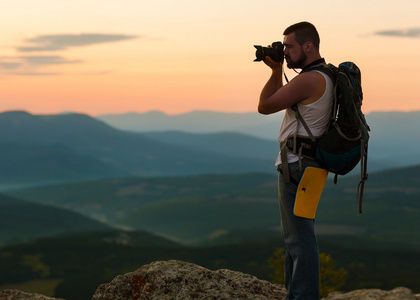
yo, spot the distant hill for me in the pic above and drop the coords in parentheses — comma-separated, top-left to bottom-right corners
(6, 164, 420, 248)
(1, 109, 419, 188)
(0, 143, 129, 188)
(140, 131, 278, 160)
(139, 130, 390, 173)
(0, 193, 110, 245)
(96, 110, 282, 138)
(97, 110, 420, 171)
(0, 111, 274, 188)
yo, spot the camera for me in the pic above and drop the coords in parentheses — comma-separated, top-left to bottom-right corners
(254, 41, 284, 63)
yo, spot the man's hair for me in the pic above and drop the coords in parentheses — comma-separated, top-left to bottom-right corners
(283, 21, 320, 51)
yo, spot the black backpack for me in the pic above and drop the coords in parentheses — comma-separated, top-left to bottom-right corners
(290, 62, 370, 214)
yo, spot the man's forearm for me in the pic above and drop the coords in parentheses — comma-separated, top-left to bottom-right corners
(258, 68, 283, 114)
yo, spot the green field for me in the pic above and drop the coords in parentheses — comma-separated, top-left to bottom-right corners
(5, 166, 420, 247)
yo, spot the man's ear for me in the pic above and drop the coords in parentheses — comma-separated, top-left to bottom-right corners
(303, 41, 312, 53)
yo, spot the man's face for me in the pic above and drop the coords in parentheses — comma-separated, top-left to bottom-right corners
(283, 32, 307, 69)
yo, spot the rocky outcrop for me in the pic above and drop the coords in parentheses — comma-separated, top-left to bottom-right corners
(0, 289, 64, 300)
(92, 260, 420, 300)
(1, 260, 419, 299)
(92, 260, 287, 299)
(324, 287, 420, 300)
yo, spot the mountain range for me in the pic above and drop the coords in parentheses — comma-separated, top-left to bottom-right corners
(0, 109, 417, 188)
(96, 110, 282, 138)
(98, 110, 420, 170)
(0, 111, 273, 188)
(1, 109, 419, 298)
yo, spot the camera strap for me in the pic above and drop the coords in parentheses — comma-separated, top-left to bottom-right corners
(283, 65, 290, 83)
(300, 58, 326, 73)
(283, 58, 326, 84)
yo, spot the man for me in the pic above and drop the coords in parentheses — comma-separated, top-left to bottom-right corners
(258, 22, 334, 300)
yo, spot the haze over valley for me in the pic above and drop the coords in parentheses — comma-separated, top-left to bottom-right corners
(1, 109, 419, 299)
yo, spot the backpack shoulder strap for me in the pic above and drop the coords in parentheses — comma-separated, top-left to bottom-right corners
(302, 63, 337, 82)
(291, 104, 316, 142)
(291, 63, 337, 141)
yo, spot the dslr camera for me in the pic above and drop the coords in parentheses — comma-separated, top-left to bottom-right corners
(254, 41, 284, 63)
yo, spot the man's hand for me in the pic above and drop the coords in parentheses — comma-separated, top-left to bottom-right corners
(263, 56, 283, 72)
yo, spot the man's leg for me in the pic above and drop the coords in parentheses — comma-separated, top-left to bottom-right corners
(278, 159, 320, 300)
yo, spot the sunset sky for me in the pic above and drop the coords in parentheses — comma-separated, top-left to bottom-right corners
(0, 0, 419, 116)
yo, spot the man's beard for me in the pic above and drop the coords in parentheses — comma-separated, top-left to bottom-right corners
(286, 50, 307, 69)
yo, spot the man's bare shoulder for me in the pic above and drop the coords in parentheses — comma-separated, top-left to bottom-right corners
(287, 70, 325, 90)
(293, 71, 326, 105)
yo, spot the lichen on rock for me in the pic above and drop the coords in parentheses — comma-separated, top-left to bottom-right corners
(92, 260, 287, 299)
(0, 289, 64, 300)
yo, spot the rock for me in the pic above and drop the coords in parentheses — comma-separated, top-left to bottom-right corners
(0, 289, 64, 300)
(92, 260, 287, 299)
(2, 261, 420, 300)
(322, 287, 420, 300)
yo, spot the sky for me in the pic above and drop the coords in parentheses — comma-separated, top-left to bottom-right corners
(0, 0, 419, 116)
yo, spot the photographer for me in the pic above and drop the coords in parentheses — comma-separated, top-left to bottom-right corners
(257, 22, 333, 300)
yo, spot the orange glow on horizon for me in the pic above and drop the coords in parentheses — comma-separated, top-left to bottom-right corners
(1, 1, 419, 116)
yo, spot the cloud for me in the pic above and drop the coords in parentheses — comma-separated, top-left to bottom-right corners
(19, 55, 82, 65)
(0, 32, 138, 76)
(375, 27, 420, 38)
(10, 72, 62, 76)
(0, 55, 81, 68)
(17, 33, 138, 52)
(0, 62, 21, 69)
(0, 55, 81, 77)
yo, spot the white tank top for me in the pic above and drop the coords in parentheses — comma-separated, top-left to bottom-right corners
(275, 70, 334, 165)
